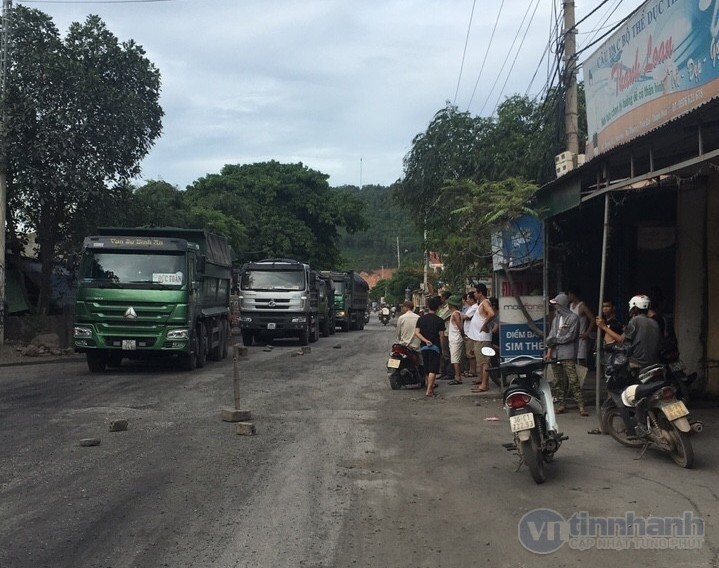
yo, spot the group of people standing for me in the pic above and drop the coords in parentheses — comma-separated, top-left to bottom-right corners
(395, 284, 500, 400)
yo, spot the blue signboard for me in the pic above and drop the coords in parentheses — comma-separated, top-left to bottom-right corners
(499, 296, 545, 359)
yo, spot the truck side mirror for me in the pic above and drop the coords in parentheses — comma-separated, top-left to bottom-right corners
(197, 255, 206, 273)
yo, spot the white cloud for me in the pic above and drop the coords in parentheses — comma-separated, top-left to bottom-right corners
(23, 0, 638, 189)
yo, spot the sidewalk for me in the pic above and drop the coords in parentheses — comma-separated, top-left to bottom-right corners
(0, 342, 83, 367)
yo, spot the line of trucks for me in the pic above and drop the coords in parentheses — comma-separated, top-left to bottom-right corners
(73, 227, 369, 373)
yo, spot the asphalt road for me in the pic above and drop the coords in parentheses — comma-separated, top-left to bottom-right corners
(1, 319, 718, 567)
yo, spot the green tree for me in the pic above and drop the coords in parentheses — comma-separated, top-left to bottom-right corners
(5, 8, 163, 313)
(185, 161, 367, 268)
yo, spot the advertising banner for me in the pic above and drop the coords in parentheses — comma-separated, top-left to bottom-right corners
(491, 215, 544, 271)
(584, 0, 719, 158)
(499, 296, 545, 359)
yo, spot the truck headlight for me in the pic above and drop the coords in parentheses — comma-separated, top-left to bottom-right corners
(167, 328, 189, 340)
(291, 316, 307, 323)
(74, 326, 92, 338)
(337, 311, 346, 318)
(240, 316, 253, 323)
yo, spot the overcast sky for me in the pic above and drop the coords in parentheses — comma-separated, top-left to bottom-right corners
(20, 0, 637, 189)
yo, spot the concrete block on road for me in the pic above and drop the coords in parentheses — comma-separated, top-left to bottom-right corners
(221, 409, 252, 422)
(236, 422, 256, 436)
(79, 438, 101, 447)
(109, 420, 128, 432)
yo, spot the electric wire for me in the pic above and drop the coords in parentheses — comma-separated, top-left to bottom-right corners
(477, 0, 536, 116)
(465, 0, 505, 111)
(490, 0, 542, 117)
(453, 0, 476, 106)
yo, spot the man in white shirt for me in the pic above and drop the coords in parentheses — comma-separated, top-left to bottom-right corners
(461, 293, 478, 379)
(396, 300, 421, 351)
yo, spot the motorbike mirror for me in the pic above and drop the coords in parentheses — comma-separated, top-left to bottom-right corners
(481, 346, 496, 357)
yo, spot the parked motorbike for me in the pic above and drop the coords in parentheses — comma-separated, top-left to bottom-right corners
(364, 310, 371, 324)
(601, 345, 702, 468)
(379, 308, 391, 326)
(486, 347, 568, 484)
(387, 343, 425, 390)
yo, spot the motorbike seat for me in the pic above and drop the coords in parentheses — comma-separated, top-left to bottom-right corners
(632, 380, 668, 401)
(503, 377, 541, 401)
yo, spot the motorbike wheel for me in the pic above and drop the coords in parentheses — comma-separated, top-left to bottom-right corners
(520, 430, 546, 484)
(603, 405, 644, 449)
(389, 371, 401, 390)
(667, 423, 695, 469)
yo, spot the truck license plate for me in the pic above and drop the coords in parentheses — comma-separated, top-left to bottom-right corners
(510, 413, 535, 432)
(387, 358, 400, 369)
(122, 339, 136, 351)
(267, 323, 276, 330)
(663, 400, 689, 421)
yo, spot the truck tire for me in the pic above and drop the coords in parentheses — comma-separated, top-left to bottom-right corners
(87, 351, 107, 373)
(310, 320, 319, 343)
(242, 330, 254, 346)
(196, 324, 207, 368)
(208, 320, 223, 361)
(298, 327, 309, 346)
(321, 316, 330, 338)
(179, 337, 198, 371)
(220, 320, 229, 359)
(329, 319, 336, 335)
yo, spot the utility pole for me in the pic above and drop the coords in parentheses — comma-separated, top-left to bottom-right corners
(563, 0, 579, 157)
(0, 0, 11, 347)
(396, 236, 400, 270)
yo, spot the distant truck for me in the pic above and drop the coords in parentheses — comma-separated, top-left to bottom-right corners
(73, 228, 232, 372)
(321, 271, 369, 332)
(237, 258, 319, 346)
(317, 273, 336, 337)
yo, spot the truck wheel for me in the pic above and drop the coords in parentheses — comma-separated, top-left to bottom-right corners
(298, 327, 309, 346)
(179, 337, 198, 371)
(220, 320, 229, 359)
(107, 352, 123, 368)
(321, 317, 330, 338)
(242, 331, 254, 346)
(87, 351, 107, 373)
(197, 324, 207, 368)
(209, 320, 223, 361)
(310, 320, 319, 343)
(329, 319, 336, 335)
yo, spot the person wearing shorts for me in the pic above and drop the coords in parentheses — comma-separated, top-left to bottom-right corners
(461, 293, 477, 378)
(415, 295, 446, 399)
(468, 283, 495, 392)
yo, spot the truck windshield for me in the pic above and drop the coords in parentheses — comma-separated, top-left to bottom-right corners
(79, 251, 186, 287)
(241, 270, 305, 291)
(333, 280, 346, 294)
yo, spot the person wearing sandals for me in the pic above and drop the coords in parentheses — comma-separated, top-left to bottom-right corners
(414, 295, 446, 399)
(446, 295, 466, 385)
(469, 283, 495, 393)
(461, 293, 478, 379)
(544, 292, 588, 416)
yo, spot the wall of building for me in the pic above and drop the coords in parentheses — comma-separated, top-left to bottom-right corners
(675, 181, 707, 388)
(706, 172, 719, 394)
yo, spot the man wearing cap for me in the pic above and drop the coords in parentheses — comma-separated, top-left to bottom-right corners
(446, 295, 466, 384)
(544, 292, 588, 416)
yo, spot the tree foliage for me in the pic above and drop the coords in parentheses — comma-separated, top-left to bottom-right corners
(184, 161, 367, 269)
(5, 7, 163, 312)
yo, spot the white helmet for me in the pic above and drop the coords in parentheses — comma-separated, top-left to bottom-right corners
(621, 384, 639, 407)
(628, 294, 650, 311)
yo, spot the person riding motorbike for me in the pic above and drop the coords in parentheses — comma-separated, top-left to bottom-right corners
(595, 294, 662, 436)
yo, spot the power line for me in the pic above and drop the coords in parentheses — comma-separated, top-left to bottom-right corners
(452, 0, 476, 106)
(478, 0, 536, 116)
(465, 0, 504, 111)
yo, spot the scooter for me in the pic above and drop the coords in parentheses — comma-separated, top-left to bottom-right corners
(379, 308, 391, 326)
(602, 355, 701, 468)
(364, 310, 371, 324)
(387, 343, 425, 390)
(485, 347, 568, 484)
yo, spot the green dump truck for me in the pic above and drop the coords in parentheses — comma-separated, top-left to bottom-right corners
(73, 228, 232, 372)
(321, 271, 369, 332)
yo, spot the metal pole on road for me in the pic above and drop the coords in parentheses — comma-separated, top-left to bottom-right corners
(221, 343, 253, 433)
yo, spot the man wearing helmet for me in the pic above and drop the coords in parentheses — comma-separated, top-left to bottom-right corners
(595, 294, 661, 370)
(595, 294, 662, 437)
